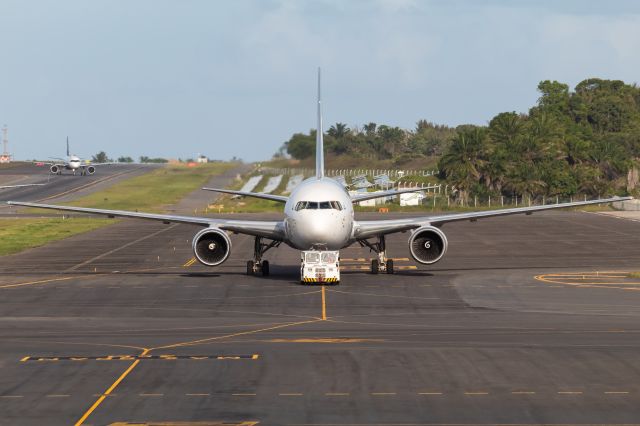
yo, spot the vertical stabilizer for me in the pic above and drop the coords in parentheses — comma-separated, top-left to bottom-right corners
(66, 137, 70, 157)
(316, 68, 324, 179)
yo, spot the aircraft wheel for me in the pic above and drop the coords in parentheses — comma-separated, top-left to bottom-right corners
(371, 259, 379, 274)
(386, 259, 394, 274)
(246, 261, 254, 276)
(261, 260, 270, 276)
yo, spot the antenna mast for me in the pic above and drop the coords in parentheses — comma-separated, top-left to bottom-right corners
(0, 125, 11, 163)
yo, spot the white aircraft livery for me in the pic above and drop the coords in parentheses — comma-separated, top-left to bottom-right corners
(8, 69, 631, 280)
(38, 138, 113, 176)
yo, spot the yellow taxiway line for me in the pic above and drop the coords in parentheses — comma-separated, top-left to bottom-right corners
(321, 286, 327, 320)
(74, 348, 150, 426)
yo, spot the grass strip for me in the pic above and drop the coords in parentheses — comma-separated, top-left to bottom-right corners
(0, 217, 109, 256)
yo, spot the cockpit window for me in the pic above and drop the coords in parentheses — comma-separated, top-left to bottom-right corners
(295, 201, 343, 211)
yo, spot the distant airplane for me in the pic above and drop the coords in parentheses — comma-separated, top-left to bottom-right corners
(8, 69, 632, 280)
(37, 137, 114, 176)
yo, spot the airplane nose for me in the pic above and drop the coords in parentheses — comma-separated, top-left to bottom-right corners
(299, 213, 346, 248)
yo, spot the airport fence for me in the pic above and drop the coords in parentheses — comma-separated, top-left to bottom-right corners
(259, 167, 438, 178)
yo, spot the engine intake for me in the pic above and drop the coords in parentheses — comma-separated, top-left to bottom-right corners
(86, 166, 96, 175)
(409, 226, 448, 264)
(192, 228, 231, 266)
(50, 165, 59, 174)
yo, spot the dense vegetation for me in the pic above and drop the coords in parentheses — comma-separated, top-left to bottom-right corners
(282, 121, 455, 167)
(283, 78, 640, 200)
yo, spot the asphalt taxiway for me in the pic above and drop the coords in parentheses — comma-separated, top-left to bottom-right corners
(2, 203, 640, 425)
(0, 163, 156, 214)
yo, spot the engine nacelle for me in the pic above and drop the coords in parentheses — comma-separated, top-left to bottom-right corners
(86, 166, 96, 175)
(192, 228, 231, 266)
(50, 165, 59, 174)
(408, 226, 448, 265)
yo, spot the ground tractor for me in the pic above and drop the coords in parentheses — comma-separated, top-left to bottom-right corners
(300, 250, 340, 284)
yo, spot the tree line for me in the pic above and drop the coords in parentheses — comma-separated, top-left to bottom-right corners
(283, 78, 640, 200)
(282, 120, 456, 166)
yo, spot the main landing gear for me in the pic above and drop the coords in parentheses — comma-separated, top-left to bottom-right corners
(358, 235, 394, 275)
(246, 236, 280, 276)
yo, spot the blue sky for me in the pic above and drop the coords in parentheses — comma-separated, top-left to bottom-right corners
(1, 0, 639, 161)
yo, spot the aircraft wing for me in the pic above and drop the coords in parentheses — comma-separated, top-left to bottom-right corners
(353, 196, 631, 239)
(6, 201, 286, 240)
(350, 187, 429, 203)
(0, 183, 46, 189)
(202, 187, 288, 203)
(84, 162, 118, 166)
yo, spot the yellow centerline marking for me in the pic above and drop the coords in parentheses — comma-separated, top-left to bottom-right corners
(151, 319, 320, 351)
(535, 270, 640, 291)
(0, 275, 90, 289)
(74, 348, 150, 426)
(183, 257, 196, 267)
(321, 286, 327, 320)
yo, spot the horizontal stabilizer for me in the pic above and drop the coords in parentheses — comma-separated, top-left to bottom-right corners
(202, 187, 288, 203)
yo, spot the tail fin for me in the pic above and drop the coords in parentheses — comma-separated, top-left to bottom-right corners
(66, 137, 70, 157)
(316, 68, 324, 179)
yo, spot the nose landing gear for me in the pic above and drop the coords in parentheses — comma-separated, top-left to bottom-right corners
(246, 237, 280, 276)
(359, 235, 394, 274)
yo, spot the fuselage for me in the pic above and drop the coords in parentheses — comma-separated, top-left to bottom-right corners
(65, 156, 82, 170)
(284, 177, 354, 250)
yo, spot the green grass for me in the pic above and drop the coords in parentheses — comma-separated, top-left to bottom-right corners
(0, 217, 110, 256)
(67, 162, 237, 212)
(5, 162, 238, 256)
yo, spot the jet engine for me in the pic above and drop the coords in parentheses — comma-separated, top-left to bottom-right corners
(50, 165, 59, 174)
(408, 226, 448, 264)
(192, 228, 231, 266)
(86, 166, 96, 175)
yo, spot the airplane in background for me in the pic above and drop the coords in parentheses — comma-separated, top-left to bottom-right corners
(36, 138, 114, 176)
(8, 70, 631, 280)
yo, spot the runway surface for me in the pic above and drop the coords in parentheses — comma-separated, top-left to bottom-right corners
(2, 202, 640, 424)
(0, 162, 156, 215)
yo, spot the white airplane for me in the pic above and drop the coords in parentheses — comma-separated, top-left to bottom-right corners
(8, 70, 631, 279)
(37, 138, 113, 176)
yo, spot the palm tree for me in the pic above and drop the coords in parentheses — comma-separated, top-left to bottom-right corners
(439, 128, 487, 202)
(362, 122, 377, 136)
(327, 123, 350, 139)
